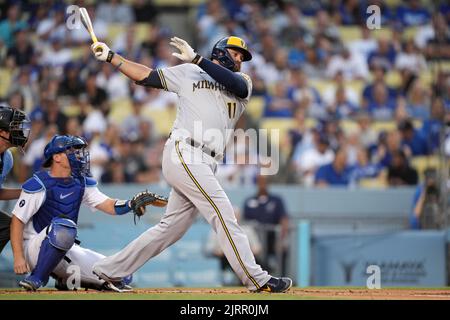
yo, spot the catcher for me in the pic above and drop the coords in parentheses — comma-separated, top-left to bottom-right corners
(10, 134, 167, 292)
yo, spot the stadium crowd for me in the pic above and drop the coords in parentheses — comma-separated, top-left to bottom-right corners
(0, 0, 449, 188)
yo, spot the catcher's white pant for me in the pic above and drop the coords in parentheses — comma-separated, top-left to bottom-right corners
(93, 136, 270, 290)
(25, 227, 105, 288)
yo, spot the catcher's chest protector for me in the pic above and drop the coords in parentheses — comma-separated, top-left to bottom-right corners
(32, 171, 85, 233)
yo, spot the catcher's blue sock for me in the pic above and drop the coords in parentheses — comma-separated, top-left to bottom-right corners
(31, 237, 68, 286)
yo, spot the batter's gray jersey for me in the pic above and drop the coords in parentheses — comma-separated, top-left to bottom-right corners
(93, 62, 270, 291)
(158, 63, 252, 154)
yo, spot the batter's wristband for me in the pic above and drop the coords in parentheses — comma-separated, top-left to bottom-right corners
(114, 200, 131, 215)
(191, 54, 203, 65)
(106, 50, 115, 63)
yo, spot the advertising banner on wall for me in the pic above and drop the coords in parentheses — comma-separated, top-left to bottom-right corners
(313, 231, 447, 287)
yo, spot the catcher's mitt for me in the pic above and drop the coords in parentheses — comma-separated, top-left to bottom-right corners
(130, 190, 168, 224)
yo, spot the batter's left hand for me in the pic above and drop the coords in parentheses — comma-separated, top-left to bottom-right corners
(170, 37, 196, 62)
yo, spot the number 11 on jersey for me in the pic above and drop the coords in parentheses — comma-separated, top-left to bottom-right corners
(227, 102, 237, 119)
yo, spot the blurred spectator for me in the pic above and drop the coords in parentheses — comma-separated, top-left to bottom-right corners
(97, 0, 135, 24)
(132, 0, 158, 23)
(326, 83, 358, 119)
(205, 207, 262, 286)
(348, 147, 383, 186)
(415, 12, 445, 50)
(405, 80, 430, 120)
(23, 124, 58, 175)
(362, 64, 397, 109)
(387, 150, 418, 186)
(337, 0, 362, 25)
(348, 26, 377, 61)
(101, 158, 127, 184)
(372, 130, 410, 168)
(315, 147, 352, 187)
(421, 97, 446, 154)
(368, 38, 397, 71)
(398, 119, 428, 156)
(355, 111, 377, 149)
(96, 63, 130, 101)
(326, 45, 369, 81)
(58, 63, 83, 99)
(0, 3, 27, 49)
(287, 107, 308, 156)
(274, 2, 311, 46)
(292, 131, 334, 186)
(40, 35, 72, 70)
(288, 68, 324, 118)
(243, 175, 290, 275)
(396, 0, 430, 27)
(113, 25, 142, 60)
(36, 6, 67, 42)
(89, 125, 119, 181)
(410, 168, 440, 229)
(263, 82, 294, 117)
(42, 98, 68, 134)
(6, 28, 34, 67)
(85, 72, 108, 110)
(366, 82, 397, 121)
(424, 11, 450, 60)
(315, 9, 340, 42)
(324, 72, 359, 110)
(395, 39, 427, 76)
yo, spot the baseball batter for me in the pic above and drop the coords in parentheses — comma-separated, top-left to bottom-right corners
(90, 36, 292, 292)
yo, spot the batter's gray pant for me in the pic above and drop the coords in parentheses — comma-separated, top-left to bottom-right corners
(93, 137, 270, 290)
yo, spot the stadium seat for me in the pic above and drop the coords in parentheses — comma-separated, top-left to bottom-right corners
(0, 68, 12, 98)
(338, 26, 361, 43)
(246, 96, 265, 120)
(107, 23, 127, 43)
(385, 71, 401, 87)
(135, 23, 152, 44)
(142, 107, 177, 136)
(260, 117, 296, 144)
(411, 155, 441, 181)
(109, 98, 133, 124)
(371, 121, 397, 134)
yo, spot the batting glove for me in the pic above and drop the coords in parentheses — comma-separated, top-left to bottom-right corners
(170, 37, 200, 63)
(91, 42, 115, 63)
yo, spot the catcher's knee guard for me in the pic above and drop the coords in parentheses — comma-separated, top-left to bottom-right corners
(29, 218, 77, 287)
(47, 217, 77, 251)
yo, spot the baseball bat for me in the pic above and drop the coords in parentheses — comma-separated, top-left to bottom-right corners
(79, 7, 99, 44)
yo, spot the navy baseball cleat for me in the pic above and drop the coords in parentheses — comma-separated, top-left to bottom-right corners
(93, 268, 133, 293)
(256, 276, 292, 293)
(19, 275, 44, 291)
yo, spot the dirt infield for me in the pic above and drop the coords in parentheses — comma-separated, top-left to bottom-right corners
(1, 287, 450, 300)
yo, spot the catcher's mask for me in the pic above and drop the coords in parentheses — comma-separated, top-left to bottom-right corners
(211, 36, 252, 72)
(0, 104, 31, 149)
(43, 135, 91, 178)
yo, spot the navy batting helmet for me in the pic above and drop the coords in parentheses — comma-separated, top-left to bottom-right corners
(211, 36, 252, 71)
(43, 135, 90, 177)
(0, 104, 30, 148)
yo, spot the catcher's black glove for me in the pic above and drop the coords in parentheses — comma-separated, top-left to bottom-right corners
(130, 190, 168, 224)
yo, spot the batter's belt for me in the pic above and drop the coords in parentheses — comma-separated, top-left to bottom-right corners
(170, 132, 223, 160)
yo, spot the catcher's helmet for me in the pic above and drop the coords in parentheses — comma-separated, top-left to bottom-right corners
(211, 36, 252, 71)
(0, 104, 30, 148)
(43, 135, 90, 177)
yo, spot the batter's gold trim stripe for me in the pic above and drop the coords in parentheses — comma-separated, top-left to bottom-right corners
(175, 140, 260, 289)
(157, 69, 168, 91)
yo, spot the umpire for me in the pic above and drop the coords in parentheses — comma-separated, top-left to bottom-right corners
(0, 104, 30, 254)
